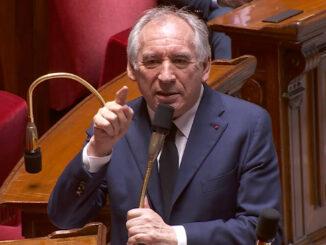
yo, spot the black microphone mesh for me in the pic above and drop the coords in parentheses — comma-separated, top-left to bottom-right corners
(152, 104, 174, 133)
(256, 208, 280, 242)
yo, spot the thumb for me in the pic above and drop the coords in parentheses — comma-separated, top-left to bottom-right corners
(115, 86, 129, 105)
(144, 196, 151, 209)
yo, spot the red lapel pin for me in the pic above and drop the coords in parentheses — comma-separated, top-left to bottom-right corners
(210, 123, 220, 130)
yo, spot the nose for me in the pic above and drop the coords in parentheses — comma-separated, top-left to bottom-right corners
(157, 60, 176, 83)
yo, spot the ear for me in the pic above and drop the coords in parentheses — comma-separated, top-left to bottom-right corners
(201, 58, 211, 82)
(127, 62, 136, 81)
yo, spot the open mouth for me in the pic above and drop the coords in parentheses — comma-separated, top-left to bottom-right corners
(157, 91, 178, 96)
(155, 91, 179, 102)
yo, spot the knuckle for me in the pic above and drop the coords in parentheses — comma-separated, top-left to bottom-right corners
(108, 112, 118, 121)
(98, 107, 105, 114)
(102, 120, 110, 128)
(105, 101, 114, 107)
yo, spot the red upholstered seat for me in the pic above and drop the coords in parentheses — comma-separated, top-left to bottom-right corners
(0, 90, 26, 240)
(0, 216, 23, 241)
(48, 1, 156, 111)
(99, 28, 131, 86)
(0, 91, 27, 188)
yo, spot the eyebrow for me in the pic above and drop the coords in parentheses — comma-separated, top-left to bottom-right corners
(141, 52, 193, 60)
(171, 53, 192, 59)
(142, 54, 161, 60)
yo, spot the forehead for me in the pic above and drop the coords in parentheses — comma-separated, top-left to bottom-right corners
(138, 15, 195, 52)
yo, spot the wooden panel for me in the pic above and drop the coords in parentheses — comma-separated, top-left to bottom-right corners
(0, 0, 20, 93)
(316, 55, 326, 209)
(279, 34, 326, 245)
(0, 0, 50, 135)
(300, 53, 326, 240)
(209, 0, 326, 244)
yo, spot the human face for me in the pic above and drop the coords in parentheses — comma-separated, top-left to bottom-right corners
(127, 16, 210, 118)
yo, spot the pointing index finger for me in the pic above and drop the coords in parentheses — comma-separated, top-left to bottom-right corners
(115, 86, 129, 105)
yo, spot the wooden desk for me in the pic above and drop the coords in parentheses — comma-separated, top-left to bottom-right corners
(0, 222, 106, 245)
(209, 0, 326, 244)
(0, 236, 97, 245)
(0, 56, 256, 239)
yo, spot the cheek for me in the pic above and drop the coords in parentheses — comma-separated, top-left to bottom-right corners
(137, 71, 157, 86)
(137, 76, 158, 101)
(138, 83, 151, 99)
(180, 75, 202, 93)
(136, 74, 153, 90)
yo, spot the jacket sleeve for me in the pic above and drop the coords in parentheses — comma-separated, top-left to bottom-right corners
(47, 128, 109, 229)
(183, 110, 282, 244)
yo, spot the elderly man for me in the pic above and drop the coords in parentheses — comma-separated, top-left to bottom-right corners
(48, 7, 281, 245)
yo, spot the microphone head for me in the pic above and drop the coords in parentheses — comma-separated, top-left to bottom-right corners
(25, 122, 42, 173)
(256, 208, 280, 242)
(24, 147, 42, 173)
(152, 104, 174, 133)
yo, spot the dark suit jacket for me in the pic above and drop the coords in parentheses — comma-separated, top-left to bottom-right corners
(48, 85, 282, 244)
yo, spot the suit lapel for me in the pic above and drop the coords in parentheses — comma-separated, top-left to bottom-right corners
(125, 98, 163, 214)
(171, 86, 228, 209)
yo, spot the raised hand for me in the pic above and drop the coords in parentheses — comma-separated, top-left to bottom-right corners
(87, 86, 134, 157)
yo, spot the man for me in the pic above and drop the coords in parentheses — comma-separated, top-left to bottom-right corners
(48, 7, 281, 244)
(157, 0, 252, 59)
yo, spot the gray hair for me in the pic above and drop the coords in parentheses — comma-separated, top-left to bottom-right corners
(127, 6, 211, 69)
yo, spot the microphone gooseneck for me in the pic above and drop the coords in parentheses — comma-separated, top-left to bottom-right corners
(138, 104, 174, 208)
(256, 208, 280, 245)
(24, 72, 106, 173)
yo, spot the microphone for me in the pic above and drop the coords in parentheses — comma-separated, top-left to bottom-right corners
(25, 121, 42, 173)
(256, 208, 280, 245)
(24, 72, 106, 173)
(148, 104, 174, 160)
(138, 103, 174, 208)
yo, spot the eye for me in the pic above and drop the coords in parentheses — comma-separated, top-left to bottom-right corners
(142, 59, 162, 69)
(171, 58, 192, 69)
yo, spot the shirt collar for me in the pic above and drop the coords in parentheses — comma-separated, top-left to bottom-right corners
(147, 84, 204, 139)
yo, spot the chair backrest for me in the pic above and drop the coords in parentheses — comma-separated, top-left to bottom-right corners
(0, 90, 27, 227)
(0, 91, 27, 187)
(207, 55, 256, 95)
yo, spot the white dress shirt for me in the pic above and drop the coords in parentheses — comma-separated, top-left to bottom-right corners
(82, 85, 204, 245)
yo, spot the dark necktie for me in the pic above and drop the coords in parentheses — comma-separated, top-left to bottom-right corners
(159, 124, 179, 221)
